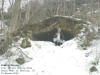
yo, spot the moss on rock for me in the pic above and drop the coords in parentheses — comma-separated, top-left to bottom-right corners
(90, 66, 98, 72)
(73, 24, 84, 35)
(16, 58, 25, 65)
(20, 39, 31, 48)
(26, 30, 33, 39)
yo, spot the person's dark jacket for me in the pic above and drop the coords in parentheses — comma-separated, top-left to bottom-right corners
(53, 31, 65, 40)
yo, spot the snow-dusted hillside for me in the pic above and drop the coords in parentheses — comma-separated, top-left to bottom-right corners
(0, 0, 100, 75)
(0, 38, 99, 75)
(0, 20, 8, 40)
(0, 0, 30, 12)
(0, 0, 10, 12)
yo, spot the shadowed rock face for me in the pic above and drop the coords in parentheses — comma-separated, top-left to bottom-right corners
(16, 16, 87, 42)
(34, 28, 74, 41)
(32, 16, 85, 41)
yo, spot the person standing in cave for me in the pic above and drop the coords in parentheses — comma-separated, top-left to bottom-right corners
(53, 27, 65, 46)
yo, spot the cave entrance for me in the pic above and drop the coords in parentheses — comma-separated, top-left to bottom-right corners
(34, 28, 74, 42)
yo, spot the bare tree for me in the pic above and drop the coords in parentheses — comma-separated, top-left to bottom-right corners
(23, 0, 31, 25)
(9, 0, 21, 34)
(0, 0, 5, 30)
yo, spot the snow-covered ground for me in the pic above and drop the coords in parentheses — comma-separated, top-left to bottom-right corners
(0, 38, 99, 75)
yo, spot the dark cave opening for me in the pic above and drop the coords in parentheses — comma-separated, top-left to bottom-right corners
(33, 29, 74, 42)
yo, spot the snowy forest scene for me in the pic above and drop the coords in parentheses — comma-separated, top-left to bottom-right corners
(0, 0, 100, 75)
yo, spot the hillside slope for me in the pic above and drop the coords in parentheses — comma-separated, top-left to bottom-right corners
(0, 38, 99, 75)
(15, 16, 88, 42)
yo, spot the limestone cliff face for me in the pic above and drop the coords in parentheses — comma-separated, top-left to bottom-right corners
(16, 16, 88, 41)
